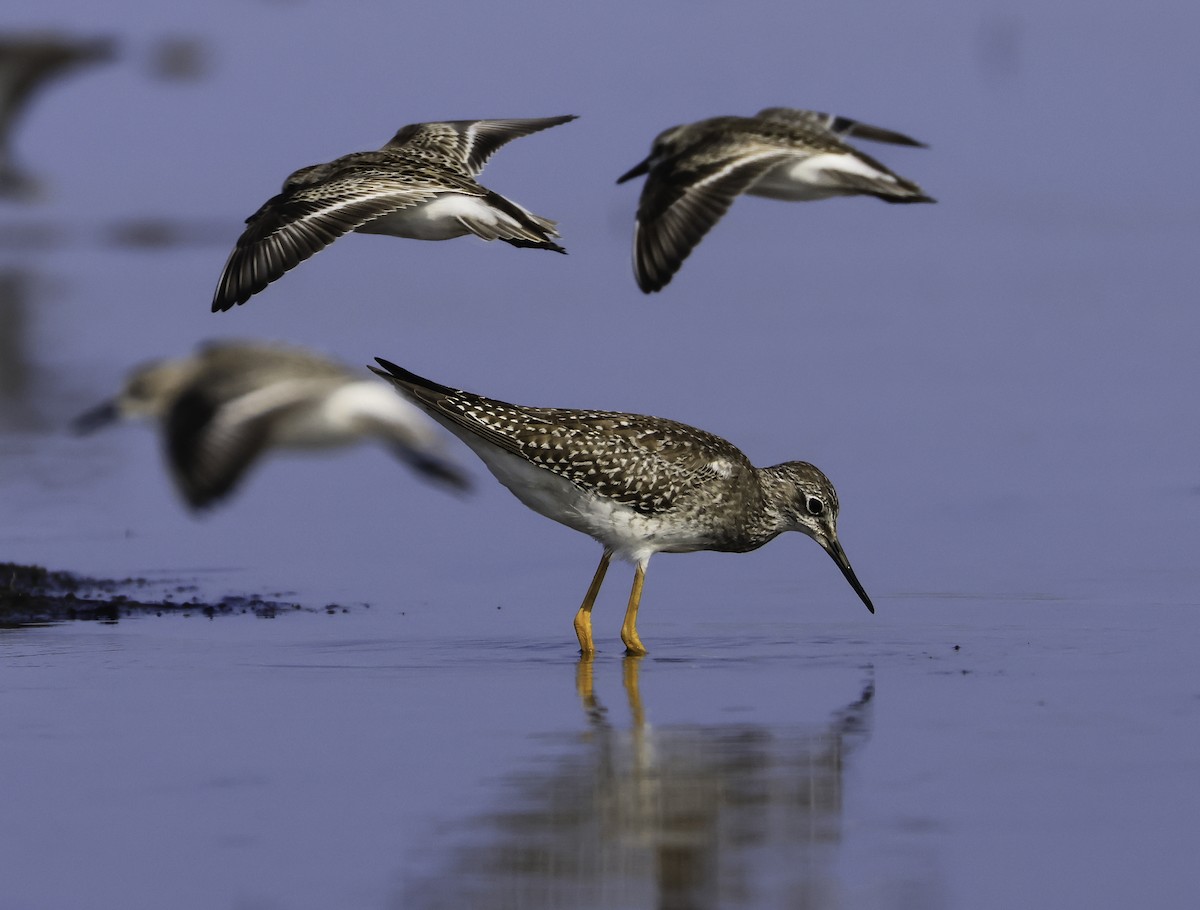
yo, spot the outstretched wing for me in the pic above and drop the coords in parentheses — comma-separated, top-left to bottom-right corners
(211, 157, 464, 311)
(165, 375, 331, 508)
(384, 115, 577, 176)
(632, 141, 791, 293)
(755, 107, 927, 148)
(371, 359, 748, 514)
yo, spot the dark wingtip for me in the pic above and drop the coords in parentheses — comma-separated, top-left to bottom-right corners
(501, 237, 567, 254)
(369, 357, 404, 380)
(405, 452, 473, 494)
(211, 277, 246, 312)
(637, 272, 669, 294)
(634, 261, 674, 294)
(881, 193, 937, 205)
(370, 359, 458, 396)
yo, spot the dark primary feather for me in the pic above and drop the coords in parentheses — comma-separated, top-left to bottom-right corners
(165, 382, 270, 507)
(164, 345, 351, 507)
(633, 145, 790, 293)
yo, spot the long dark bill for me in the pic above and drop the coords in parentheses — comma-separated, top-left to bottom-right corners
(616, 157, 651, 184)
(70, 401, 119, 435)
(822, 538, 875, 614)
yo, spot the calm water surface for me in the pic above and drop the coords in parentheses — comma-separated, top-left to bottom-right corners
(3, 1, 1199, 908)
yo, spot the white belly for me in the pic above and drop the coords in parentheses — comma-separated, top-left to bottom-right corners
(272, 382, 437, 450)
(355, 195, 489, 241)
(267, 402, 359, 449)
(453, 435, 677, 563)
(747, 153, 874, 201)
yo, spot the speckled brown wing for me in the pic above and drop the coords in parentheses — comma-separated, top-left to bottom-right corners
(371, 359, 750, 515)
(500, 408, 750, 515)
(754, 107, 927, 148)
(631, 139, 792, 293)
(384, 116, 577, 176)
(211, 155, 476, 312)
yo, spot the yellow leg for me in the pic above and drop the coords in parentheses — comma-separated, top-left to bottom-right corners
(620, 560, 648, 656)
(574, 549, 612, 655)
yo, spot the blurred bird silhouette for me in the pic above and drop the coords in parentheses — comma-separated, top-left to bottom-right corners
(0, 33, 116, 199)
(73, 340, 470, 509)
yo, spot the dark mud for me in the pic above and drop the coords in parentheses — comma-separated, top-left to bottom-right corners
(0, 561, 309, 626)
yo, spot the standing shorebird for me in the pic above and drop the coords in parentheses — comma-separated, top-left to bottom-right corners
(212, 115, 576, 311)
(617, 107, 935, 293)
(0, 33, 116, 198)
(73, 341, 469, 509)
(371, 359, 874, 655)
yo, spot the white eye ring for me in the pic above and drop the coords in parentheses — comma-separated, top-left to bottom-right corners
(805, 495, 824, 517)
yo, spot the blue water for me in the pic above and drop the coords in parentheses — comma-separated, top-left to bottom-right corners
(2, 1, 1199, 908)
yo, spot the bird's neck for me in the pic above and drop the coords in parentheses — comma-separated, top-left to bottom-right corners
(706, 467, 787, 554)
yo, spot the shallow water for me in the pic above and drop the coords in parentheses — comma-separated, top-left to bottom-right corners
(3, 1, 1200, 908)
(4, 607, 1197, 909)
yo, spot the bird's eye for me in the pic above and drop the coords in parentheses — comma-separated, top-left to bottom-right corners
(805, 495, 825, 516)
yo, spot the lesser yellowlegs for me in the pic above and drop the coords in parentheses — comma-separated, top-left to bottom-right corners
(73, 340, 469, 509)
(370, 359, 874, 655)
(212, 115, 576, 311)
(617, 106, 934, 292)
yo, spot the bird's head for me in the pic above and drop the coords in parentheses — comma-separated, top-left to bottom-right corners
(615, 122, 693, 184)
(767, 461, 875, 614)
(71, 357, 197, 433)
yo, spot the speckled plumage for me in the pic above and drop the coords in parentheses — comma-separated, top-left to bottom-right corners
(72, 341, 468, 509)
(371, 359, 875, 655)
(617, 106, 934, 293)
(212, 115, 576, 311)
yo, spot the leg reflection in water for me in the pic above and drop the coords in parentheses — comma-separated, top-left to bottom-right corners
(400, 656, 877, 910)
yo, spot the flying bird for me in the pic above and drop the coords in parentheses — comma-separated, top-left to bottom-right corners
(617, 107, 934, 292)
(73, 340, 469, 509)
(212, 115, 576, 311)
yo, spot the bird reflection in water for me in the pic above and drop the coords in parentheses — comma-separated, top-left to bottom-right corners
(399, 659, 874, 909)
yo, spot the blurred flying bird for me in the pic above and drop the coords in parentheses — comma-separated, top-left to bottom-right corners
(74, 340, 470, 509)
